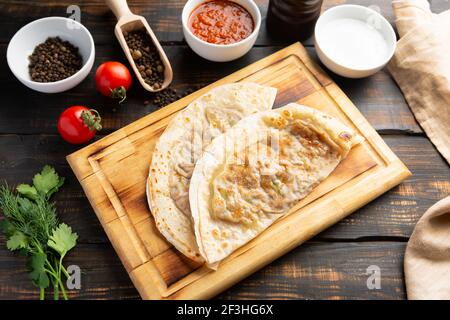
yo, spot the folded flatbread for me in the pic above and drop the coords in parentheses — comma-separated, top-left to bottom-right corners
(147, 83, 277, 262)
(189, 103, 363, 266)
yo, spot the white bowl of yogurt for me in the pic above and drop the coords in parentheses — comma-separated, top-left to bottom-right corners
(314, 5, 396, 78)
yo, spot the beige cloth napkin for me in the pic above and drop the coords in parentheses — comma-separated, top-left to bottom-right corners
(388, 0, 450, 165)
(390, 0, 450, 299)
(404, 196, 450, 299)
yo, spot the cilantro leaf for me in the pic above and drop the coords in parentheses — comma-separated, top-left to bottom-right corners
(6, 231, 28, 251)
(47, 223, 78, 256)
(1, 167, 75, 299)
(32, 166, 65, 198)
(28, 253, 50, 289)
(16, 184, 38, 200)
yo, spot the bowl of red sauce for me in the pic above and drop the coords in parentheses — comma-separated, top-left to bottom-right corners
(182, 0, 261, 62)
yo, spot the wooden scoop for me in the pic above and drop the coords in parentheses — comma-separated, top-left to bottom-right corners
(105, 0, 173, 92)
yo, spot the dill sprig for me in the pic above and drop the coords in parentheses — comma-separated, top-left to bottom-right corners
(0, 166, 78, 300)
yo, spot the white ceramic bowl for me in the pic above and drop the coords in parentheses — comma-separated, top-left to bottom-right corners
(314, 5, 396, 78)
(182, 0, 261, 62)
(7, 17, 95, 93)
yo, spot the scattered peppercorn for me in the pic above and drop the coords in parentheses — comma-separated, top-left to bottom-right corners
(124, 29, 165, 89)
(28, 37, 83, 83)
(146, 86, 201, 109)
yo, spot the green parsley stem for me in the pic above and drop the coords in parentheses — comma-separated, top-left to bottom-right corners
(1, 166, 77, 300)
(60, 264, 69, 278)
(53, 281, 59, 300)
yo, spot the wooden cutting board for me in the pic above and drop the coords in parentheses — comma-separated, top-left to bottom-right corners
(67, 43, 411, 299)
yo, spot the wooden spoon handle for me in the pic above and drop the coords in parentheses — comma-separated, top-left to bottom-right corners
(105, 0, 133, 20)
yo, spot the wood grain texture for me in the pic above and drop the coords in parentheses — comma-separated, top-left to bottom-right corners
(0, 241, 406, 300)
(0, 243, 139, 300)
(0, 134, 446, 299)
(0, 45, 420, 135)
(219, 241, 407, 300)
(0, 0, 448, 45)
(0, 135, 446, 244)
(0, 0, 449, 300)
(67, 43, 409, 299)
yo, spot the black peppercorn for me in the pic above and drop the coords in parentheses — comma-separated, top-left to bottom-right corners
(124, 29, 165, 88)
(147, 87, 200, 109)
(28, 37, 82, 83)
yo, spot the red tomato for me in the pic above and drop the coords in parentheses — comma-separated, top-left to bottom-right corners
(95, 61, 132, 103)
(57, 106, 102, 144)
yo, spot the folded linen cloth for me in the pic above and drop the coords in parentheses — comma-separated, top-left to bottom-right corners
(388, 0, 450, 165)
(404, 196, 450, 299)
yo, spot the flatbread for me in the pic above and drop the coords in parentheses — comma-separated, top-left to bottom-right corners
(147, 83, 277, 262)
(189, 103, 363, 266)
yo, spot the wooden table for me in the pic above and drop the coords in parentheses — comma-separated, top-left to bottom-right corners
(0, 0, 449, 300)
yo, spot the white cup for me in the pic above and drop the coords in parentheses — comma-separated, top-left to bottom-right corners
(182, 0, 261, 62)
(7, 17, 95, 93)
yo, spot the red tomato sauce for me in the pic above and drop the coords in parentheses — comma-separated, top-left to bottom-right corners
(189, 0, 254, 45)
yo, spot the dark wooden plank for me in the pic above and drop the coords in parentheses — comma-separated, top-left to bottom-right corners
(0, 241, 405, 299)
(0, 134, 108, 244)
(1, 0, 448, 45)
(0, 44, 420, 134)
(0, 44, 280, 135)
(0, 134, 448, 244)
(218, 242, 406, 300)
(0, 134, 440, 299)
(1, 0, 448, 301)
(0, 243, 139, 299)
(305, 49, 422, 134)
(319, 135, 450, 239)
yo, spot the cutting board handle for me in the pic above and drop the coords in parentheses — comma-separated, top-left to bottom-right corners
(105, 0, 133, 20)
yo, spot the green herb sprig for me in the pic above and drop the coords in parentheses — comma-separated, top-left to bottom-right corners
(0, 166, 78, 300)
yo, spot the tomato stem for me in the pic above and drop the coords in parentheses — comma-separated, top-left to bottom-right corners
(80, 109, 102, 131)
(111, 86, 127, 103)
